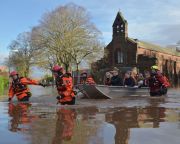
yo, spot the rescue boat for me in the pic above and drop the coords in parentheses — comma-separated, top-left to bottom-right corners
(77, 84, 150, 99)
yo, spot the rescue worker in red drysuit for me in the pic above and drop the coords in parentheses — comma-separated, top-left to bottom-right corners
(148, 65, 170, 96)
(8, 71, 46, 102)
(8, 102, 37, 132)
(52, 108, 76, 143)
(52, 65, 75, 105)
(66, 71, 73, 85)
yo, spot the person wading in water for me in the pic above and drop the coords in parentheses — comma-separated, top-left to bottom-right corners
(8, 71, 45, 102)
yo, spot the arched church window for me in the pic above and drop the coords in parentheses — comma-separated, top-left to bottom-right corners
(117, 51, 123, 63)
(121, 24, 123, 28)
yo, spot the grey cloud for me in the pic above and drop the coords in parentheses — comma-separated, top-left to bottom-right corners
(153, 24, 180, 45)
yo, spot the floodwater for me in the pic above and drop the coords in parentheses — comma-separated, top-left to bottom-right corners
(0, 86, 180, 144)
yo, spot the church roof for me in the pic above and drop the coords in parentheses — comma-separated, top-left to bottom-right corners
(128, 38, 180, 57)
(138, 40, 180, 57)
(113, 11, 127, 26)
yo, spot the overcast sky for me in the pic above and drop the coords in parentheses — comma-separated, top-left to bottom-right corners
(0, 0, 180, 65)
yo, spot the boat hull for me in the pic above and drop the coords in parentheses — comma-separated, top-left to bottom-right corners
(78, 84, 150, 99)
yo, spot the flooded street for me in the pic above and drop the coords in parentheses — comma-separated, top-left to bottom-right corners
(0, 87, 180, 144)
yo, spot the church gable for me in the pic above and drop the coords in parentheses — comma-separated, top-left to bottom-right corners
(113, 12, 128, 38)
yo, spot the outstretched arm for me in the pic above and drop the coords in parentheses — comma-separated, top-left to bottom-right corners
(21, 78, 40, 85)
(21, 78, 46, 87)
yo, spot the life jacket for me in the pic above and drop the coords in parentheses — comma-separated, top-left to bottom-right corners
(12, 77, 29, 97)
(148, 73, 166, 92)
(56, 75, 75, 103)
(9, 77, 39, 100)
(149, 75, 161, 86)
(55, 75, 66, 91)
(64, 76, 75, 98)
(86, 76, 95, 84)
(12, 77, 27, 92)
(68, 76, 73, 87)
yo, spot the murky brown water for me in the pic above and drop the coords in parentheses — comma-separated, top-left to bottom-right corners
(0, 87, 180, 144)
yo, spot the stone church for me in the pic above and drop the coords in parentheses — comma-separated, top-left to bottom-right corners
(92, 12, 180, 85)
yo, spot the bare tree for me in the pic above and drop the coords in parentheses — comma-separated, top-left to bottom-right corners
(31, 3, 104, 72)
(8, 32, 43, 77)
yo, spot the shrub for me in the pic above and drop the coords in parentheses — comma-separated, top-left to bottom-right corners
(0, 76, 9, 95)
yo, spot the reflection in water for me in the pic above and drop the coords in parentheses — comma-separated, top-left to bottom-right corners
(148, 97, 166, 107)
(5, 103, 180, 144)
(106, 107, 167, 144)
(8, 102, 36, 132)
(28, 107, 100, 144)
(52, 108, 76, 144)
(106, 108, 137, 144)
(52, 107, 100, 144)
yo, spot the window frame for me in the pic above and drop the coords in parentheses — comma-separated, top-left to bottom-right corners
(117, 51, 124, 64)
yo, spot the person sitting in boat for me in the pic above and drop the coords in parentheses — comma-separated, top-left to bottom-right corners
(148, 65, 170, 96)
(86, 75, 96, 84)
(110, 68, 123, 86)
(143, 70, 151, 87)
(131, 71, 137, 84)
(80, 71, 96, 84)
(80, 71, 88, 84)
(104, 72, 112, 85)
(123, 71, 136, 87)
(137, 73, 144, 87)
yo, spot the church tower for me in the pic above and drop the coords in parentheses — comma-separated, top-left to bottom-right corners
(112, 12, 128, 39)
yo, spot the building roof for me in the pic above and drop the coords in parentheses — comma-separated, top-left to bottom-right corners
(138, 40, 180, 57)
(128, 38, 180, 57)
(113, 11, 127, 27)
(0, 66, 8, 72)
(117, 11, 127, 22)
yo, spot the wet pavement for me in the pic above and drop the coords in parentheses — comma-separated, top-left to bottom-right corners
(0, 87, 180, 144)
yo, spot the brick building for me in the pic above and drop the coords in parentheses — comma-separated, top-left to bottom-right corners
(92, 12, 180, 85)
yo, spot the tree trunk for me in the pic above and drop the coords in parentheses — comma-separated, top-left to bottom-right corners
(75, 63, 79, 85)
(25, 67, 29, 77)
(64, 64, 69, 72)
